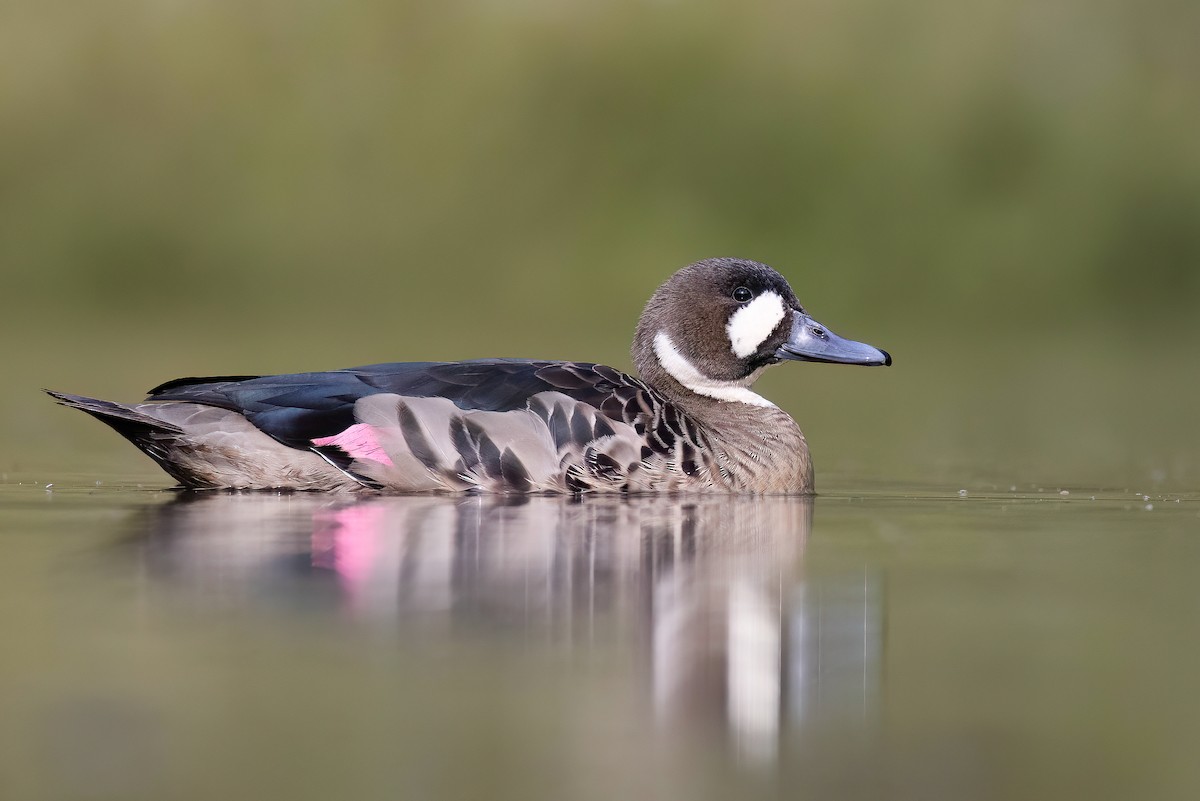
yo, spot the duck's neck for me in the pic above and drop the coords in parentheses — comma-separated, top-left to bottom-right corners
(634, 337, 813, 493)
(646, 331, 777, 408)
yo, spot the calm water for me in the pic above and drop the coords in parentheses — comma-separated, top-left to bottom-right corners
(1, 477, 1198, 801)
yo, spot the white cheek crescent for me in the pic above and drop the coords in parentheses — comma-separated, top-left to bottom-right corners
(653, 331, 775, 407)
(727, 291, 786, 358)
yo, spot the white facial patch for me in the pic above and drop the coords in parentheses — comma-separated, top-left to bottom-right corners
(727, 291, 786, 359)
(654, 331, 775, 407)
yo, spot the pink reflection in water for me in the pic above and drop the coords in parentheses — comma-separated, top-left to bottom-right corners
(312, 504, 386, 609)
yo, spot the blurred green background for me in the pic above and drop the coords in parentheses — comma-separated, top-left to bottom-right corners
(2, 0, 1198, 490)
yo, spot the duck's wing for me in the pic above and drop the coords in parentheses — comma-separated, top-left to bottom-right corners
(144, 359, 707, 491)
(47, 359, 715, 492)
(144, 359, 666, 449)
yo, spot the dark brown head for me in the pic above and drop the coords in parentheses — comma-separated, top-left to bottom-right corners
(632, 257, 890, 407)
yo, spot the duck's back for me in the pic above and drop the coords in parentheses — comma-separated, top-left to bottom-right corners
(147, 359, 628, 443)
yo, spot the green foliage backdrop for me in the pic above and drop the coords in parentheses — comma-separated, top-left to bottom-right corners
(3, 0, 1198, 488)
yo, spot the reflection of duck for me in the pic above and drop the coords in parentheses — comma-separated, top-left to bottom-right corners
(134, 493, 883, 762)
(51, 258, 889, 493)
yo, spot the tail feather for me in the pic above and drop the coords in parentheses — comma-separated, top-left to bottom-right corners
(46, 388, 189, 462)
(46, 390, 362, 490)
(45, 390, 184, 439)
(46, 390, 194, 479)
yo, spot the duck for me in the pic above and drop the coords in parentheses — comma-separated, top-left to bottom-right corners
(48, 257, 890, 494)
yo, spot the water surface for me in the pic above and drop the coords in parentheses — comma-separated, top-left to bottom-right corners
(1, 478, 1198, 801)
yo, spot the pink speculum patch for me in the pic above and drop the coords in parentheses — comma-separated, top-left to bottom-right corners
(312, 424, 395, 467)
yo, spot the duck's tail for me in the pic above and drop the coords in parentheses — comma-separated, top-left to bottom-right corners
(45, 390, 363, 491)
(45, 390, 185, 441)
(44, 389, 195, 482)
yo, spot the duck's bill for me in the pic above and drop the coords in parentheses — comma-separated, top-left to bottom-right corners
(775, 312, 892, 366)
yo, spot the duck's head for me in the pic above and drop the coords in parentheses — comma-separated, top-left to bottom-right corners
(632, 257, 891, 407)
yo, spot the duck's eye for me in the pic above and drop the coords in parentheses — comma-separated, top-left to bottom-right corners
(733, 286, 753, 303)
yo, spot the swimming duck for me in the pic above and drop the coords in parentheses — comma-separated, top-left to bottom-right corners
(48, 258, 890, 494)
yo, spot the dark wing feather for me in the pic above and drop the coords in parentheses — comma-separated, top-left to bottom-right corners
(142, 359, 675, 453)
(148, 375, 263, 394)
